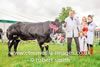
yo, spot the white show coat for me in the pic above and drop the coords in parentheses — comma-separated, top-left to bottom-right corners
(79, 36, 87, 52)
(87, 22, 96, 44)
(65, 16, 81, 38)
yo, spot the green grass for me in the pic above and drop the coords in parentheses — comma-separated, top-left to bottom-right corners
(0, 41, 100, 67)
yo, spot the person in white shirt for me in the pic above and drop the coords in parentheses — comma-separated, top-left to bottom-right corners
(65, 10, 81, 55)
(79, 31, 87, 56)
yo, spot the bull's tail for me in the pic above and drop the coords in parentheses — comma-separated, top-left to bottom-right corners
(6, 29, 12, 40)
(6, 29, 9, 40)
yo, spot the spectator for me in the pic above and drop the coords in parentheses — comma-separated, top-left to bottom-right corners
(81, 16, 88, 37)
(65, 10, 81, 55)
(87, 15, 96, 56)
(79, 31, 87, 56)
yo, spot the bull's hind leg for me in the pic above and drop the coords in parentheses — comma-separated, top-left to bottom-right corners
(14, 40, 20, 55)
(8, 40, 14, 57)
(45, 45, 50, 56)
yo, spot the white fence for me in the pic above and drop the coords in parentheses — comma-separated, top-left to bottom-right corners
(95, 30, 100, 45)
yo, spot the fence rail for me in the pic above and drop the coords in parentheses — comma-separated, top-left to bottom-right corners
(94, 30, 100, 45)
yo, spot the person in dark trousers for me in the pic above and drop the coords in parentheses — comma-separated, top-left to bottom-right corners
(65, 10, 81, 55)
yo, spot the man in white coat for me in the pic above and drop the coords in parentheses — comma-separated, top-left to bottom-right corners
(65, 10, 80, 55)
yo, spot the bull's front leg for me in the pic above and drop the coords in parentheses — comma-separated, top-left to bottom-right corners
(45, 45, 50, 56)
(39, 42, 45, 57)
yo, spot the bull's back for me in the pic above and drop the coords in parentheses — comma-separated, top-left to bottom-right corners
(26, 22, 50, 36)
(6, 22, 51, 40)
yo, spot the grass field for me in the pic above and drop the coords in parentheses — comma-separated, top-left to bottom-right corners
(0, 41, 100, 67)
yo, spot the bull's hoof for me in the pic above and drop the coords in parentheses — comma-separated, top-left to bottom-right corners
(41, 54, 45, 57)
(8, 54, 12, 57)
(46, 51, 50, 56)
(14, 52, 17, 56)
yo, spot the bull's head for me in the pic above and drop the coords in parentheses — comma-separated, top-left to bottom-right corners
(51, 20, 65, 34)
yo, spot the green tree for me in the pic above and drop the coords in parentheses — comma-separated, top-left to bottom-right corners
(57, 7, 75, 21)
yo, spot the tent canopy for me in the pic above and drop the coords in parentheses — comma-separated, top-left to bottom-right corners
(0, 20, 16, 23)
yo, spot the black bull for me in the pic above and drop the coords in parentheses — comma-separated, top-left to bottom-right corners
(6, 21, 64, 57)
